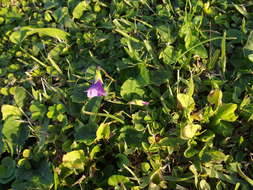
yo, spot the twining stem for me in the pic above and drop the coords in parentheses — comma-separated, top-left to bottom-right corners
(176, 36, 236, 63)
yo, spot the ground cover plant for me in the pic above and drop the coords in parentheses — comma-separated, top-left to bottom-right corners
(0, 0, 253, 189)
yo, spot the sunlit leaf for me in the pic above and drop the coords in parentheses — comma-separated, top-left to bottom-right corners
(108, 175, 129, 186)
(199, 179, 211, 190)
(14, 87, 27, 108)
(62, 150, 86, 170)
(96, 123, 110, 140)
(2, 116, 28, 154)
(29, 102, 47, 121)
(213, 103, 238, 125)
(181, 124, 201, 139)
(120, 78, 145, 101)
(10, 27, 69, 44)
(207, 89, 222, 107)
(177, 93, 195, 111)
(72, 1, 90, 19)
(200, 149, 227, 163)
(1, 105, 22, 120)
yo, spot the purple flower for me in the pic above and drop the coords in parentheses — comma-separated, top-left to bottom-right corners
(86, 80, 106, 99)
(142, 101, 149, 105)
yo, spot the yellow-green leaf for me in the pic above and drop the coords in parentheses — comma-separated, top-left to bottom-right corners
(1, 105, 22, 120)
(181, 124, 201, 139)
(72, 1, 90, 19)
(14, 87, 27, 108)
(10, 27, 69, 44)
(177, 93, 195, 111)
(62, 150, 86, 170)
(213, 103, 238, 125)
(96, 123, 110, 140)
(207, 89, 222, 107)
(108, 175, 129, 186)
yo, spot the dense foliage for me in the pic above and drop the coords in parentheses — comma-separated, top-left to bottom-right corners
(0, 0, 253, 189)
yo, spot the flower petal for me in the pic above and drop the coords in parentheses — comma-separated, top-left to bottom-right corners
(86, 80, 106, 99)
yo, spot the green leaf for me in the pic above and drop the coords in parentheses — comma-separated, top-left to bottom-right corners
(29, 102, 47, 121)
(189, 35, 208, 58)
(177, 93, 195, 111)
(158, 137, 185, 147)
(115, 29, 140, 43)
(181, 124, 201, 139)
(116, 154, 130, 168)
(120, 78, 145, 101)
(187, 75, 195, 97)
(233, 4, 249, 17)
(199, 179, 211, 190)
(52, 7, 68, 23)
(237, 163, 253, 186)
(131, 110, 147, 130)
(9, 27, 32, 44)
(243, 30, 253, 62)
(141, 162, 150, 173)
(0, 17, 4, 24)
(189, 164, 198, 188)
(89, 145, 101, 160)
(156, 25, 176, 44)
(47, 105, 58, 120)
(203, 167, 247, 185)
(96, 123, 110, 140)
(184, 140, 199, 158)
(159, 45, 175, 64)
(248, 54, 253, 62)
(150, 69, 172, 85)
(0, 157, 16, 184)
(13, 160, 53, 190)
(207, 89, 222, 107)
(144, 40, 159, 65)
(62, 150, 86, 170)
(69, 84, 89, 103)
(208, 49, 220, 70)
(72, 1, 90, 19)
(163, 175, 194, 182)
(83, 97, 102, 123)
(14, 87, 27, 108)
(1, 105, 22, 120)
(85, 65, 97, 81)
(200, 149, 227, 163)
(47, 56, 63, 74)
(10, 27, 69, 44)
(213, 103, 238, 125)
(43, 0, 59, 9)
(2, 116, 28, 153)
(29, 28, 69, 41)
(108, 175, 129, 186)
(199, 130, 215, 142)
(75, 122, 97, 145)
(118, 126, 148, 147)
(214, 121, 234, 137)
(138, 63, 150, 86)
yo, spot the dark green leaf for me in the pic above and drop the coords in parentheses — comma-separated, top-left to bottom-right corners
(75, 122, 97, 145)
